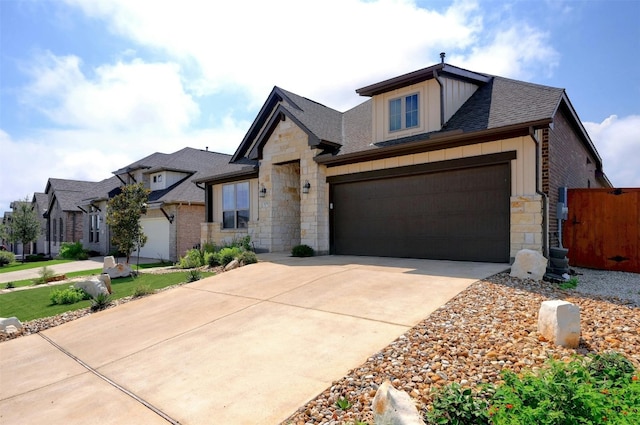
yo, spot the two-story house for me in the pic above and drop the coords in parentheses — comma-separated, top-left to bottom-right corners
(196, 60, 610, 263)
(79, 147, 245, 262)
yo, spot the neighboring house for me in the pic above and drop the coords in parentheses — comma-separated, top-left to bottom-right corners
(31, 192, 48, 255)
(80, 147, 240, 262)
(196, 60, 610, 262)
(44, 178, 98, 257)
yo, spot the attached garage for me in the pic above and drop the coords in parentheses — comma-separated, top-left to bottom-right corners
(329, 154, 513, 262)
(135, 217, 170, 260)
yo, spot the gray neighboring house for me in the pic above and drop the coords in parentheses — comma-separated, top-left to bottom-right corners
(79, 147, 241, 262)
(44, 178, 98, 257)
(31, 192, 49, 255)
(196, 60, 611, 262)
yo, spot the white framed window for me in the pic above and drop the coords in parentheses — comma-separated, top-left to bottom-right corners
(389, 93, 419, 132)
(222, 182, 249, 229)
(89, 206, 100, 243)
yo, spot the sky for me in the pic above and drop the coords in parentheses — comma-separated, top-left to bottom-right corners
(1, 0, 639, 215)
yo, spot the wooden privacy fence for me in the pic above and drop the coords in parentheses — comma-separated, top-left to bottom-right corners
(563, 188, 640, 273)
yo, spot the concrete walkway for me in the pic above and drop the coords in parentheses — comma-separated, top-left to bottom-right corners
(0, 256, 160, 285)
(0, 255, 508, 424)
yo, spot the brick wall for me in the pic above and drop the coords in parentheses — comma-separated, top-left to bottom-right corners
(546, 108, 604, 247)
(175, 204, 205, 260)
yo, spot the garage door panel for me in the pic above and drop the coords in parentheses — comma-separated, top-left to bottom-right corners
(332, 164, 509, 262)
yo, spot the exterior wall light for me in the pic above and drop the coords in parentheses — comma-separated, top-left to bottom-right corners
(302, 180, 311, 194)
(259, 184, 267, 198)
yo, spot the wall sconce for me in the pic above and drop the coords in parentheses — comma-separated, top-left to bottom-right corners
(302, 180, 311, 194)
(259, 184, 267, 198)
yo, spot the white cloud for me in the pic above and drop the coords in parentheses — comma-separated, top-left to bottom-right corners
(22, 51, 199, 133)
(585, 115, 640, 187)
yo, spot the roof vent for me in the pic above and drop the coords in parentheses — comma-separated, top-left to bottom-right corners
(440, 52, 446, 63)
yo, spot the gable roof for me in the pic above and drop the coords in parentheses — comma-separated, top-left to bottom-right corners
(45, 178, 100, 213)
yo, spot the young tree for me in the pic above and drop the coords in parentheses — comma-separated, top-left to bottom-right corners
(3, 198, 41, 261)
(106, 183, 150, 263)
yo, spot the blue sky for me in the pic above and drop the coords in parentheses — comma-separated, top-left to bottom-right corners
(1, 0, 639, 214)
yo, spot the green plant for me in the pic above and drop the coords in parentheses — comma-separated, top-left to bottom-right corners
(335, 396, 352, 411)
(33, 266, 56, 285)
(5, 282, 15, 289)
(559, 276, 578, 290)
(132, 283, 155, 298)
(0, 250, 15, 267)
(490, 353, 640, 424)
(25, 253, 46, 262)
(237, 250, 258, 265)
(186, 269, 202, 282)
(425, 382, 494, 424)
(216, 246, 242, 266)
(291, 244, 314, 257)
(59, 242, 88, 260)
(179, 248, 204, 269)
(90, 292, 112, 311)
(50, 286, 91, 305)
(204, 251, 220, 267)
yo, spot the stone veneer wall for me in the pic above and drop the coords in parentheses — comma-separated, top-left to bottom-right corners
(510, 195, 543, 258)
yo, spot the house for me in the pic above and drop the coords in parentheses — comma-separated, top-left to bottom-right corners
(31, 192, 48, 255)
(79, 147, 243, 262)
(44, 178, 98, 257)
(195, 60, 610, 263)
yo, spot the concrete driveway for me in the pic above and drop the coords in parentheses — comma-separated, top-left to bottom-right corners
(0, 254, 508, 424)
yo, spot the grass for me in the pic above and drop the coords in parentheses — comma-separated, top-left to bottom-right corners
(0, 270, 213, 322)
(0, 259, 73, 274)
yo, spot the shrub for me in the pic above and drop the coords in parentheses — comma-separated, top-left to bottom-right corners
(425, 382, 494, 425)
(291, 244, 314, 257)
(179, 248, 204, 269)
(204, 251, 220, 267)
(33, 266, 56, 285)
(59, 241, 88, 260)
(50, 286, 90, 305)
(132, 283, 154, 298)
(216, 246, 242, 266)
(490, 353, 639, 424)
(186, 269, 202, 282)
(5, 282, 15, 289)
(91, 293, 112, 311)
(25, 253, 46, 262)
(237, 250, 258, 265)
(0, 251, 15, 267)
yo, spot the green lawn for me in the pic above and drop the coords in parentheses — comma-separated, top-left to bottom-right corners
(0, 259, 73, 274)
(0, 271, 214, 322)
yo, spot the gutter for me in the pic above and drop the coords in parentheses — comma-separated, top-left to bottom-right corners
(433, 69, 445, 128)
(529, 126, 549, 258)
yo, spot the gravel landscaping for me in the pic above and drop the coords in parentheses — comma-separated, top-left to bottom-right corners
(2, 265, 638, 424)
(283, 267, 640, 424)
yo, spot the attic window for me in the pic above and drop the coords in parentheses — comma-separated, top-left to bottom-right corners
(389, 93, 419, 132)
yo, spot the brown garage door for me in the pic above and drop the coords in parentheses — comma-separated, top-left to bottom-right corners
(330, 163, 510, 262)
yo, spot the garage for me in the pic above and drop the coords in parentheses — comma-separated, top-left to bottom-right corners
(330, 161, 510, 262)
(135, 217, 170, 260)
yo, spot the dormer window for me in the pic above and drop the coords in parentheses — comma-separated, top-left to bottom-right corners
(389, 93, 419, 132)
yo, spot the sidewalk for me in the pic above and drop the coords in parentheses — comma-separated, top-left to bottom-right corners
(0, 257, 160, 285)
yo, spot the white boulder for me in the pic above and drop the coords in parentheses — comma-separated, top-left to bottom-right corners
(103, 255, 116, 270)
(103, 262, 132, 278)
(510, 249, 548, 281)
(372, 380, 424, 425)
(224, 259, 240, 271)
(0, 317, 23, 333)
(538, 300, 581, 348)
(74, 275, 111, 299)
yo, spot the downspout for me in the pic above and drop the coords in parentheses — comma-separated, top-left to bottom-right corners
(530, 127, 549, 258)
(433, 70, 445, 128)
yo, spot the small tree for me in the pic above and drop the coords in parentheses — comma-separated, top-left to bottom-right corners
(2, 198, 40, 262)
(106, 183, 150, 263)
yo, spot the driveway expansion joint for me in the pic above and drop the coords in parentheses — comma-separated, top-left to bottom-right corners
(37, 333, 181, 425)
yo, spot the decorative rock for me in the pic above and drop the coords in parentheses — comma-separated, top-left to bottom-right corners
(372, 380, 424, 425)
(103, 262, 132, 278)
(538, 300, 581, 348)
(103, 256, 116, 269)
(0, 317, 23, 333)
(510, 249, 548, 281)
(74, 276, 110, 299)
(224, 259, 240, 271)
(100, 274, 112, 294)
